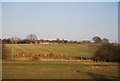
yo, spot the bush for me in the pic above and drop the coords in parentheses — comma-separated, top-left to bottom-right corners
(93, 43, 120, 62)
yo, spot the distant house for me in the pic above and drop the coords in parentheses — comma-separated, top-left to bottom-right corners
(36, 40, 50, 44)
(36, 40, 57, 44)
(36, 39, 67, 44)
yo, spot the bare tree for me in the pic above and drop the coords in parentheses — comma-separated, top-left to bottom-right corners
(26, 34, 38, 43)
(11, 37, 20, 44)
(102, 38, 109, 43)
(92, 36, 102, 43)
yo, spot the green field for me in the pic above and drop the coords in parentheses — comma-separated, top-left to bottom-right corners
(4, 43, 100, 58)
(2, 44, 119, 79)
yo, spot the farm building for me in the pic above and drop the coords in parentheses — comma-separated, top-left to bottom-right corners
(36, 40, 58, 44)
(36, 39, 67, 44)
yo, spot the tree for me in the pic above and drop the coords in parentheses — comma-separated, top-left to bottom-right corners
(26, 34, 38, 43)
(11, 37, 20, 44)
(64, 40, 68, 44)
(92, 36, 102, 43)
(73, 41, 78, 43)
(102, 38, 109, 43)
(93, 43, 120, 62)
(17, 39, 31, 44)
(56, 38, 59, 41)
(81, 40, 91, 44)
(69, 40, 73, 43)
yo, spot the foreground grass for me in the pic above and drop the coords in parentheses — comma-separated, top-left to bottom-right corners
(2, 61, 119, 79)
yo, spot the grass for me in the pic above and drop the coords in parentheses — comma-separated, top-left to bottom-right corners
(2, 61, 119, 79)
(2, 43, 119, 79)
(4, 43, 100, 58)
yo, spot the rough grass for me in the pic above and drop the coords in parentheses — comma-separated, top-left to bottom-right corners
(2, 61, 119, 79)
(4, 44, 100, 58)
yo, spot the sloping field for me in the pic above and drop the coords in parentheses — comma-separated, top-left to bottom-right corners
(2, 44, 119, 79)
(4, 44, 100, 58)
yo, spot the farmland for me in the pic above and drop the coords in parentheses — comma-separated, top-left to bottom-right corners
(2, 44, 119, 79)
(3, 43, 100, 58)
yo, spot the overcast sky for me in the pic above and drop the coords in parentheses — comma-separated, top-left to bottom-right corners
(1, 2, 118, 42)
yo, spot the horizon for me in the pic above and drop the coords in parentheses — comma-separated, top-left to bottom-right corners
(0, 34, 112, 43)
(1, 2, 118, 43)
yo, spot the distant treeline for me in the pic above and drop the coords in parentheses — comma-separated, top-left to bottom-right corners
(1, 38, 91, 44)
(0, 34, 110, 44)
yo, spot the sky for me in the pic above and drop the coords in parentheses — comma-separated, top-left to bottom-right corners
(1, 2, 118, 42)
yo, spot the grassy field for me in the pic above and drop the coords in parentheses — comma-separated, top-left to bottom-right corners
(2, 61, 119, 79)
(2, 44, 119, 79)
(4, 43, 100, 58)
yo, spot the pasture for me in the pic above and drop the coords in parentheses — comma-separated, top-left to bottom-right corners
(4, 43, 100, 58)
(2, 44, 119, 79)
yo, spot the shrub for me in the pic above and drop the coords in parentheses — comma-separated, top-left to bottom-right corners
(93, 43, 120, 62)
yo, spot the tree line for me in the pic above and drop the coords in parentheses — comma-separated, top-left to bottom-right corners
(1, 34, 110, 44)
